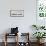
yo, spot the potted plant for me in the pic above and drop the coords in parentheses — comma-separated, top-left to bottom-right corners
(32, 24, 45, 30)
(40, 26, 45, 29)
(32, 25, 39, 30)
(33, 32, 46, 43)
(32, 24, 46, 43)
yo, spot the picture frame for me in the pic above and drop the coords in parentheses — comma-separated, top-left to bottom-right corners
(36, 0, 46, 26)
(10, 10, 24, 17)
(36, 0, 46, 19)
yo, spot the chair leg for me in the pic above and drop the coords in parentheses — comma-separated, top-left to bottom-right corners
(4, 41, 7, 46)
(4, 33, 7, 46)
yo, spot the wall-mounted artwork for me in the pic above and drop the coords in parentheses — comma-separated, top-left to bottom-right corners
(37, 0, 46, 18)
(10, 10, 24, 17)
(36, 0, 46, 26)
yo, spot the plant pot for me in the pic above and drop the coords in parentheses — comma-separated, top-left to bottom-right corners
(37, 39, 40, 43)
(40, 38, 45, 43)
(37, 39, 45, 44)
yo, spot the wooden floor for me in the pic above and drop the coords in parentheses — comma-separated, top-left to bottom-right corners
(0, 42, 46, 46)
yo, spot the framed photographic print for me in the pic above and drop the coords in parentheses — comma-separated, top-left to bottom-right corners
(36, 0, 46, 26)
(10, 10, 24, 17)
(37, 0, 46, 18)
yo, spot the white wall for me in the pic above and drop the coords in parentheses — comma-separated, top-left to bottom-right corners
(0, 0, 36, 42)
